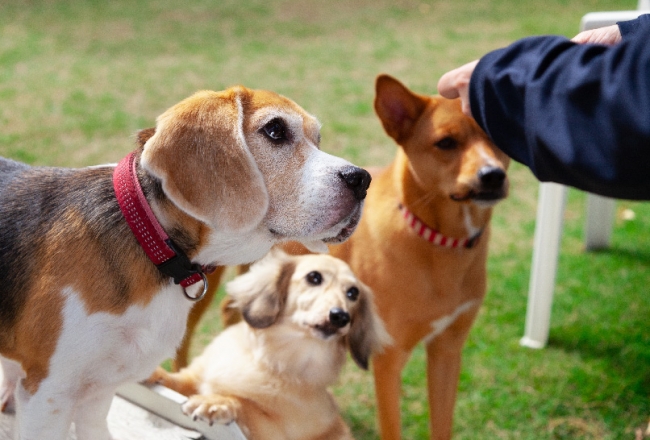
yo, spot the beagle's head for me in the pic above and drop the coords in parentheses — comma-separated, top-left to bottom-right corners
(139, 87, 371, 264)
(226, 249, 391, 371)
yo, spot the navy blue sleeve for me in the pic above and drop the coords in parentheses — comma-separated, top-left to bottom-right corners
(469, 14, 650, 200)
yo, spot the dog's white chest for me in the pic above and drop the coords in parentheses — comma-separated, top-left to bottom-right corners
(423, 300, 479, 344)
(49, 286, 192, 393)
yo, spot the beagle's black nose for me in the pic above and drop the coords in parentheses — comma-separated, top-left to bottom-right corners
(329, 307, 351, 328)
(339, 166, 371, 201)
(477, 166, 506, 190)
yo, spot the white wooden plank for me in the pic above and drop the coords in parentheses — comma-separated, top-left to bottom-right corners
(116, 382, 247, 440)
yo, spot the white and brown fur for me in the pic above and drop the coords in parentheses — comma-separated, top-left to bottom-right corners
(0, 86, 370, 440)
(149, 250, 390, 440)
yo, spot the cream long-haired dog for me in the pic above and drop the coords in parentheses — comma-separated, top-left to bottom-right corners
(149, 250, 391, 440)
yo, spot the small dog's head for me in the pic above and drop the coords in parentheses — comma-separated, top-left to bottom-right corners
(374, 74, 509, 208)
(225, 249, 391, 370)
(136, 86, 371, 262)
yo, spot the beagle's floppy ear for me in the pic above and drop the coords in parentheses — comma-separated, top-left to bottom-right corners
(374, 74, 428, 145)
(225, 249, 295, 329)
(347, 280, 392, 370)
(136, 127, 156, 149)
(140, 88, 269, 232)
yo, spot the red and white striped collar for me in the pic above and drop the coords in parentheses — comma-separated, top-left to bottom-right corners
(113, 152, 211, 301)
(398, 203, 481, 249)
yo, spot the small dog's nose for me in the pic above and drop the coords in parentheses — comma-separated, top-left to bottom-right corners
(329, 307, 351, 328)
(477, 166, 506, 190)
(339, 167, 372, 201)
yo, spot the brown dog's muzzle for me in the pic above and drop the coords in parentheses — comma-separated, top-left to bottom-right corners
(477, 166, 506, 192)
(471, 165, 508, 201)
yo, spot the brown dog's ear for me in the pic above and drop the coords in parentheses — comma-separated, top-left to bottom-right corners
(347, 281, 392, 370)
(374, 74, 428, 144)
(140, 88, 268, 232)
(225, 250, 295, 329)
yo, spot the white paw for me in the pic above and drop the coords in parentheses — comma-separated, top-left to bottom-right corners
(182, 395, 237, 426)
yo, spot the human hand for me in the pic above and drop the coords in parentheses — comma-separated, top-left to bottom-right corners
(437, 60, 479, 117)
(572, 24, 622, 45)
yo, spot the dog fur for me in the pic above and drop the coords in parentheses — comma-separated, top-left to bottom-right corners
(0, 86, 370, 440)
(324, 74, 510, 439)
(171, 74, 509, 439)
(148, 250, 390, 440)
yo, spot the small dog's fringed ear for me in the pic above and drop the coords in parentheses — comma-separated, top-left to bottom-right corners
(219, 295, 243, 328)
(347, 281, 392, 370)
(140, 88, 269, 232)
(225, 249, 295, 329)
(374, 74, 428, 144)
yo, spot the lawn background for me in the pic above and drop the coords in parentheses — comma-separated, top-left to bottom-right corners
(1, 0, 649, 438)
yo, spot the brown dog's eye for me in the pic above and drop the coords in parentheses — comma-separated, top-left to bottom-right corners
(262, 118, 288, 144)
(306, 271, 322, 285)
(435, 137, 457, 150)
(346, 286, 359, 301)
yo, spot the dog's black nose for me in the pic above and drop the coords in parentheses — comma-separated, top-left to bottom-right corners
(477, 166, 506, 190)
(339, 167, 372, 201)
(329, 307, 351, 328)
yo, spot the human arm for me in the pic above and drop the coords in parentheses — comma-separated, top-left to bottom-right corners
(439, 14, 650, 200)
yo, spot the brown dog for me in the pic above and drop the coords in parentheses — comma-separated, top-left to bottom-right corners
(149, 250, 390, 440)
(324, 74, 510, 439)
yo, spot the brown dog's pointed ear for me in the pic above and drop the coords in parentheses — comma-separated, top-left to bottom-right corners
(225, 250, 295, 329)
(140, 88, 269, 232)
(374, 74, 428, 144)
(347, 281, 392, 370)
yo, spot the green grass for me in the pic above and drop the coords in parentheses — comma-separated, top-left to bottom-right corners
(1, 0, 648, 438)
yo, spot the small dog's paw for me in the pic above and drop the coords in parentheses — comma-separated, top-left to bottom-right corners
(144, 366, 170, 386)
(182, 394, 239, 426)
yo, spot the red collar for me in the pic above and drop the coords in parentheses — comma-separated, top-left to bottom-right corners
(112, 152, 209, 301)
(398, 203, 481, 249)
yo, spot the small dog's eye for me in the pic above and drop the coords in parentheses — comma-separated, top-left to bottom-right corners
(306, 271, 322, 285)
(262, 118, 288, 143)
(346, 286, 359, 301)
(435, 137, 457, 150)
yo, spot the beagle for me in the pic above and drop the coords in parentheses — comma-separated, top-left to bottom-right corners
(148, 249, 391, 440)
(0, 85, 370, 440)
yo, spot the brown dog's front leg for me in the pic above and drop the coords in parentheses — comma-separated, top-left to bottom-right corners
(425, 308, 478, 440)
(373, 347, 411, 440)
(425, 343, 462, 440)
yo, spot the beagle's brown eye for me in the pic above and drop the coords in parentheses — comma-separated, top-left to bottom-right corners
(435, 137, 457, 150)
(262, 118, 288, 144)
(306, 271, 322, 285)
(346, 286, 359, 301)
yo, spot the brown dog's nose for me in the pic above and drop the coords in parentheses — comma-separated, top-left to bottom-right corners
(477, 166, 506, 190)
(339, 167, 372, 201)
(329, 307, 351, 328)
